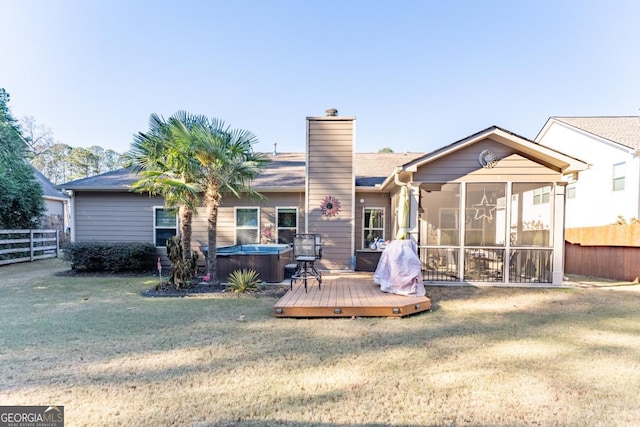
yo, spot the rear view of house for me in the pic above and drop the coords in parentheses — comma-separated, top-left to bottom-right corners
(60, 110, 587, 285)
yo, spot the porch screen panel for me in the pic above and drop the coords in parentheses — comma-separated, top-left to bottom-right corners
(510, 183, 553, 247)
(419, 183, 460, 281)
(420, 183, 460, 246)
(509, 249, 552, 283)
(464, 248, 504, 282)
(422, 248, 460, 281)
(464, 183, 506, 246)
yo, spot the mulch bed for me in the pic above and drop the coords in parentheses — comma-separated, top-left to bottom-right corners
(141, 281, 289, 298)
(54, 269, 288, 298)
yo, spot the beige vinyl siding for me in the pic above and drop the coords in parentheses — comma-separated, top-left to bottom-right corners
(413, 139, 563, 183)
(74, 192, 165, 242)
(307, 117, 355, 269)
(190, 192, 307, 252)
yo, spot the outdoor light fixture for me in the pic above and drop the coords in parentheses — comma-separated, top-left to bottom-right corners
(360, 198, 365, 204)
(392, 308, 400, 314)
(415, 304, 420, 310)
(275, 308, 283, 314)
(334, 308, 342, 314)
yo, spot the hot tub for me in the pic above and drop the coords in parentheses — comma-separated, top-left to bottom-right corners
(207, 244, 293, 283)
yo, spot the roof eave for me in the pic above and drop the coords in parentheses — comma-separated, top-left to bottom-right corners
(355, 185, 385, 192)
(43, 195, 70, 202)
(252, 186, 305, 193)
(59, 186, 134, 192)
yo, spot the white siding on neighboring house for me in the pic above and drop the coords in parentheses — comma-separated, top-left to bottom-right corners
(536, 121, 640, 227)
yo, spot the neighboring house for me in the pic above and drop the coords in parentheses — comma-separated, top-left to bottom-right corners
(536, 116, 640, 228)
(60, 110, 587, 285)
(32, 166, 70, 239)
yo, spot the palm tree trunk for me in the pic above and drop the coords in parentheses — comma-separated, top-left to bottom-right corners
(206, 188, 221, 284)
(206, 204, 220, 284)
(179, 206, 193, 260)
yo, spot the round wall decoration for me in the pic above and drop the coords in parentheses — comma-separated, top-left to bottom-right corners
(320, 195, 341, 217)
(478, 149, 498, 168)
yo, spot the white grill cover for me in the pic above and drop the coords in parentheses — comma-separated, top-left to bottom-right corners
(373, 240, 425, 297)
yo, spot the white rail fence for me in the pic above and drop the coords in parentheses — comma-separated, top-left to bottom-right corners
(0, 229, 59, 266)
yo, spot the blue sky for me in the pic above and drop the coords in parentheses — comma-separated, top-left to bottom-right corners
(3, 0, 640, 155)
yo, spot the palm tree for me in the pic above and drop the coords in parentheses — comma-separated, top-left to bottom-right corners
(126, 113, 203, 260)
(190, 119, 269, 283)
(127, 112, 268, 282)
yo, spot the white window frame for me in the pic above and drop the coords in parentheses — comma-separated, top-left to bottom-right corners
(613, 162, 625, 191)
(276, 207, 298, 244)
(566, 184, 576, 199)
(363, 207, 385, 249)
(153, 207, 178, 247)
(533, 186, 551, 205)
(235, 207, 260, 245)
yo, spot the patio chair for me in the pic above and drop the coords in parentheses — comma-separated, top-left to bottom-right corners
(291, 234, 322, 292)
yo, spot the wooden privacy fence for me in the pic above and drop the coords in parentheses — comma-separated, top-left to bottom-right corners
(565, 243, 640, 282)
(565, 224, 640, 282)
(565, 224, 640, 247)
(0, 229, 59, 266)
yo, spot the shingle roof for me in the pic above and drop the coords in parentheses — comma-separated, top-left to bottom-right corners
(59, 152, 427, 191)
(32, 166, 69, 199)
(58, 167, 140, 191)
(354, 152, 425, 186)
(252, 153, 306, 189)
(553, 116, 640, 150)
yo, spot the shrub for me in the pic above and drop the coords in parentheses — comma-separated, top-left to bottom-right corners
(613, 215, 640, 225)
(63, 241, 157, 272)
(227, 269, 262, 294)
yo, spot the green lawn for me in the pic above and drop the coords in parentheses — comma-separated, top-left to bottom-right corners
(1, 258, 640, 426)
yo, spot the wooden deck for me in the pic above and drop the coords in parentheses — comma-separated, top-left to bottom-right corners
(273, 272, 431, 318)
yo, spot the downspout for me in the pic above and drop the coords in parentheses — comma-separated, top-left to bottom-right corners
(636, 150, 640, 219)
(64, 189, 75, 242)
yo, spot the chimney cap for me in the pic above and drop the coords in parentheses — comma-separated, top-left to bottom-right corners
(325, 108, 338, 116)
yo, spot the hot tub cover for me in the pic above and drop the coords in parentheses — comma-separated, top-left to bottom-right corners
(373, 240, 425, 297)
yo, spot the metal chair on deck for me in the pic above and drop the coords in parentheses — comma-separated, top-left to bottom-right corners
(291, 234, 322, 292)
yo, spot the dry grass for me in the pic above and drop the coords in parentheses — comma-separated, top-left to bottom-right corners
(1, 258, 640, 426)
(565, 273, 639, 287)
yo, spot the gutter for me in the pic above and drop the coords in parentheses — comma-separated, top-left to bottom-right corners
(394, 167, 410, 187)
(380, 166, 405, 191)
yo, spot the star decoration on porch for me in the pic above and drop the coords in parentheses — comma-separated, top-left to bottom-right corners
(472, 189, 497, 222)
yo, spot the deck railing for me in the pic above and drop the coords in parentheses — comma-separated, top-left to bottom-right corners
(419, 246, 553, 283)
